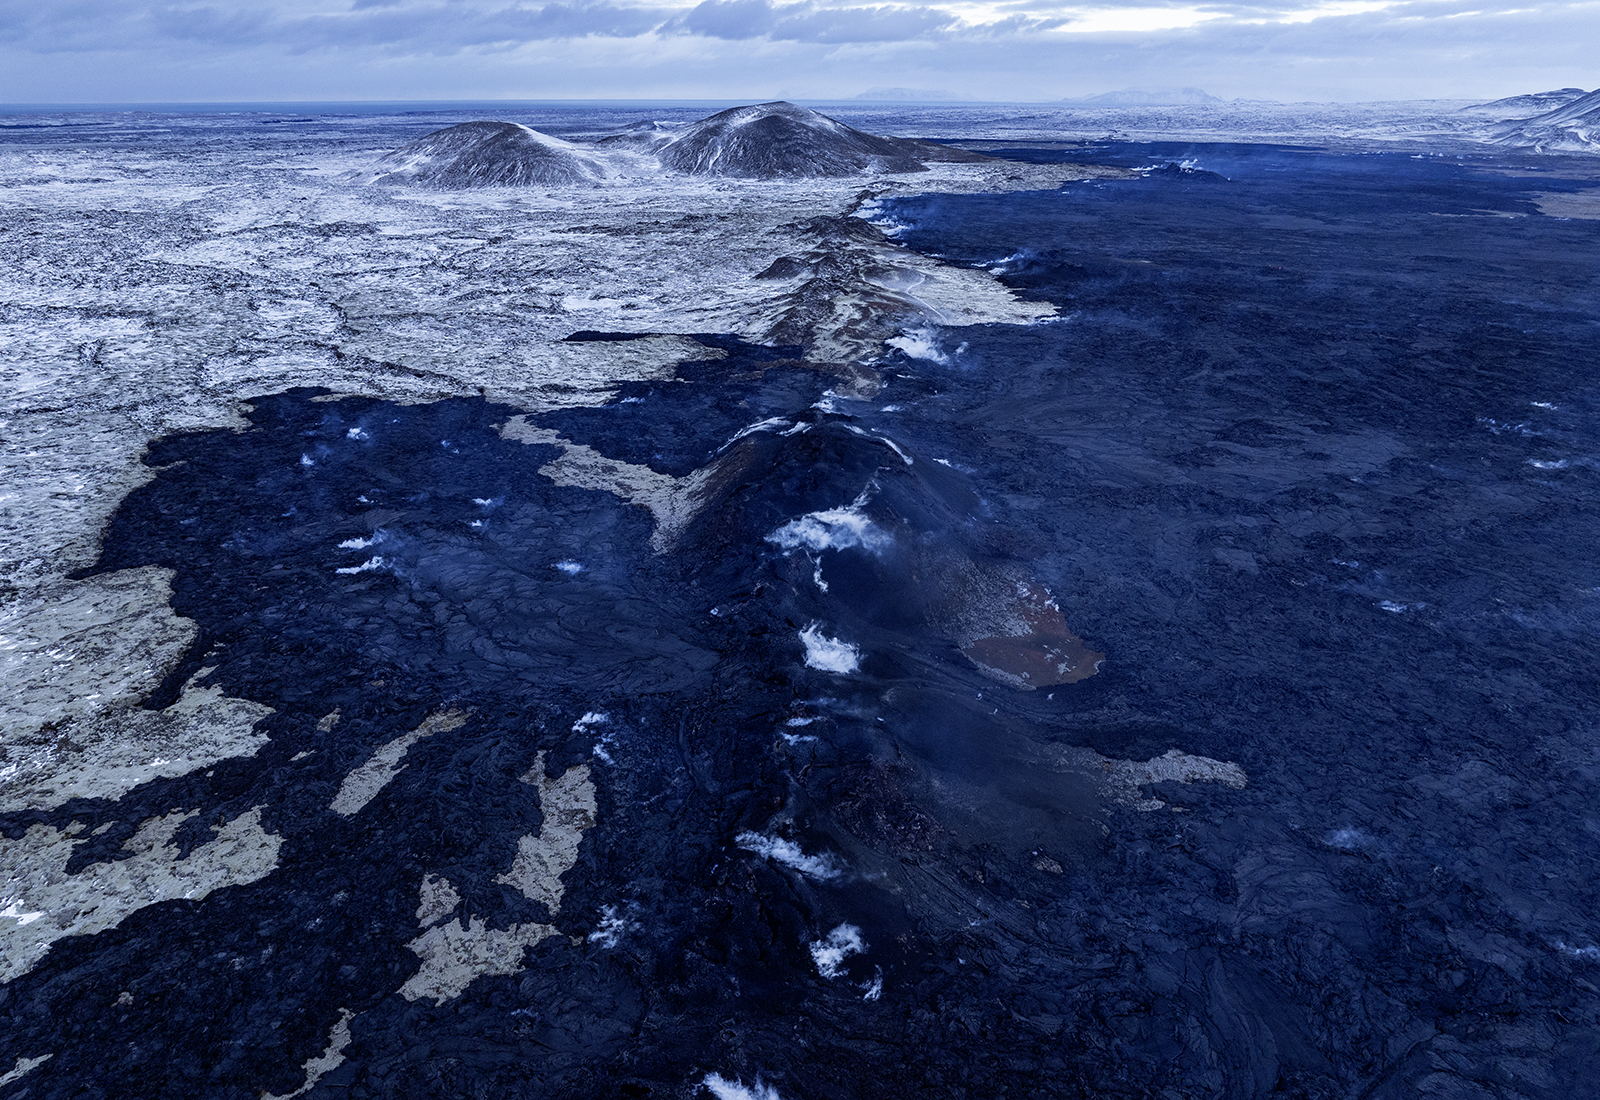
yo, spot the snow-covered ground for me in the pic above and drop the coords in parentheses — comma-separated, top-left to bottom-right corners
(814, 98, 1587, 150)
(0, 115, 1105, 815)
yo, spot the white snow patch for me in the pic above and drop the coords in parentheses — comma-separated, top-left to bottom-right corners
(721, 416, 792, 449)
(880, 436, 913, 465)
(736, 832, 846, 881)
(799, 624, 861, 674)
(857, 201, 911, 238)
(769, 508, 888, 554)
(261, 1009, 356, 1100)
(587, 904, 641, 949)
(842, 423, 913, 465)
(810, 923, 865, 979)
(338, 533, 381, 550)
(1556, 941, 1600, 961)
(572, 711, 616, 761)
(401, 753, 595, 1003)
(781, 715, 821, 744)
(886, 327, 950, 364)
(0, 1056, 53, 1088)
(2, 901, 47, 926)
(335, 556, 386, 575)
(1, 809, 282, 984)
(767, 491, 890, 556)
(416, 874, 461, 928)
(702, 1073, 786, 1100)
(300, 453, 315, 467)
(1377, 600, 1407, 613)
(346, 427, 368, 440)
(860, 966, 884, 1001)
(985, 250, 1032, 274)
(812, 389, 862, 413)
(555, 560, 585, 575)
(330, 709, 467, 817)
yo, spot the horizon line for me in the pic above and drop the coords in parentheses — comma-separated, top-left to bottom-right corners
(0, 95, 1501, 114)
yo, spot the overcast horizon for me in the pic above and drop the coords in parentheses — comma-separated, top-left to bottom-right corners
(0, 90, 1578, 109)
(0, 0, 1595, 107)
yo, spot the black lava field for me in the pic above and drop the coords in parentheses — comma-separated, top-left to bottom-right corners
(5, 141, 1600, 1099)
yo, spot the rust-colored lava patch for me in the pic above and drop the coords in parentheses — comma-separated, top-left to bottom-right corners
(959, 583, 1103, 690)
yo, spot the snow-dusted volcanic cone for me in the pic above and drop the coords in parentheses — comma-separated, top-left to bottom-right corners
(1491, 88, 1600, 152)
(356, 120, 605, 187)
(586, 101, 991, 178)
(653, 101, 988, 177)
(358, 104, 988, 187)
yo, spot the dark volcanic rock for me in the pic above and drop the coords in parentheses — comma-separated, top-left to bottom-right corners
(591, 119, 677, 152)
(654, 101, 988, 178)
(12, 129, 1600, 1100)
(361, 121, 603, 187)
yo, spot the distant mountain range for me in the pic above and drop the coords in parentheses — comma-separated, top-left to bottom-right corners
(849, 88, 964, 102)
(1489, 87, 1600, 153)
(1460, 88, 1590, 116)
(1062, 87, 1224, 106)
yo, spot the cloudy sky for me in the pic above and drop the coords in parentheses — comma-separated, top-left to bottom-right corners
(0, 0, 1594, 104)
